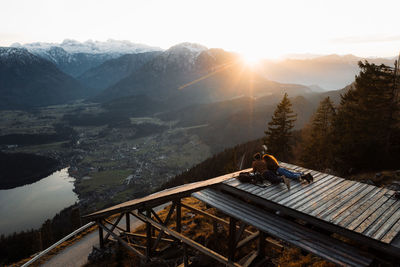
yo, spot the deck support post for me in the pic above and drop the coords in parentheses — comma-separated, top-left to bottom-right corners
(98, 220, 104, 249)
(228, 217, 237, 262)
(183, 243, 189, 267)
(146, 208, 152, 261)
(176, 199, 182, 233)
(126, 212, 130, 232)
(258, 231, 265, 259)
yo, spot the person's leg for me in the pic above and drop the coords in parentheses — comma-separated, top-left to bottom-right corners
(262, 170, 283, 184)
(276, 167, 302, 180)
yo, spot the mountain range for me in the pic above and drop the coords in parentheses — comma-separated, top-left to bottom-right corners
(1, 39, 397, 114)
(12, 39, 163, 77)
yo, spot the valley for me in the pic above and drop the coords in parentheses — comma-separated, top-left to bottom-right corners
(0, 103, 212, 212)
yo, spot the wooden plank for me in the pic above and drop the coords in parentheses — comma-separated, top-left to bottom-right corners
(354, 196, 398, 235)
(236, 183, 251, 190)
(265, 175, 317, 201)
(224, 179, 241, 187)
(369, 206, 400, 240)
(323, 185, 376, 222)
(269, 173, 330, 203)
(255, 169, 314, 199)
(283, 176, 344, 209)
(288, 179, 348, 211)
(254, 183, 287, 197)
(247, 184, 262, 194)
(333, 188, 387, 226)
(251, 186, 267, 196)
(381, 217, 400, 243)
(317, 183, 371, 219)
(133, 210, 241, 267)
(346, 190, 391, 231)
(304, 181, 362, 217)
(301, 181, 358, 215)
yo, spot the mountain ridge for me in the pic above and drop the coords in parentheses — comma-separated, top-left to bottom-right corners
(0, 47, 87, 109)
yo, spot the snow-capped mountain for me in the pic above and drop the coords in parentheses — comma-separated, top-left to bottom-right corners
(12, 39, 163, 55)
(95, 43, 310, 104)
(0, 47, 87, 109)
(147, 42, 208, 72)
(11, 39, 164, 77)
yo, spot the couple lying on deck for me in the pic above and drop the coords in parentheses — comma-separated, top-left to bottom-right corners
(251, 153, 313, 190)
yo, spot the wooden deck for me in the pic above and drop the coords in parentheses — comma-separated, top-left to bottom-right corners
(85, 162, 400, 264)
(221, 162, 400, 247)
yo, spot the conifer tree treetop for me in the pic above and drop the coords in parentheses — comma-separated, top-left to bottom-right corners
(264, 93, 297, 160)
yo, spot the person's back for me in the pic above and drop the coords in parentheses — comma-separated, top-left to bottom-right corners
(263, 154, 279, 171)
(252, 153, 267, 174)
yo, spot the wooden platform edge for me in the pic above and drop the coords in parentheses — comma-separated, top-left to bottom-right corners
(83, 169, 248, 220)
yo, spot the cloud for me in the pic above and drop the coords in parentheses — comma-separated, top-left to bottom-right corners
(331, 35, 400, 44)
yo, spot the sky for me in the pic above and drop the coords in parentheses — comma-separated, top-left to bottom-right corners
(1, 0, 399, 59)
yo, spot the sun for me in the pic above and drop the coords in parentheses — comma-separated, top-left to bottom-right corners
(240, 51, 262, 66)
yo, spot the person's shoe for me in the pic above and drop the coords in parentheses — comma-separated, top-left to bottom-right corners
(283, 177, 291, 190)
(301, 173, 313, 183)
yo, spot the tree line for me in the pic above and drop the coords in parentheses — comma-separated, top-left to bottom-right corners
(161, 60, 400, 191)
(265, 61, 400, 174)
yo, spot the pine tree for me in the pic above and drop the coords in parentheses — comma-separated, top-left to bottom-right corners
(332, 61, 400, 172)
(264, 93, 297, 160)
(301, 97, 336, 170)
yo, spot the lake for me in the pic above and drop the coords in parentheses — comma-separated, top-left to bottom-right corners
(0, 168, 78, 235)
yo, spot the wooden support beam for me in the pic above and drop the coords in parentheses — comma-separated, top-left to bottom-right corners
(146, 209, 152, 261)
(123, 232, 175, 243)
(151, 208, 164, 224)
(228, 217, 237, 262)
(237, 231, 260, 249)
(98, 221, 146, 259)
(126, 212, 130, 232)
(258, 231, 266, 259)
(133, 211, 241, 267)
(241, 251, 258, 267)
(162, 202, 176, 225)
(103, 213, 124, 241)
(181, 203, 254, 235)
(183, 243, 189, 267)
(104, 218, 125, 232)
(235, 222, 246, 245)
(176, 199, 182, 233)
(129, 243, 147, 250)
(98, 220, 104, 249)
